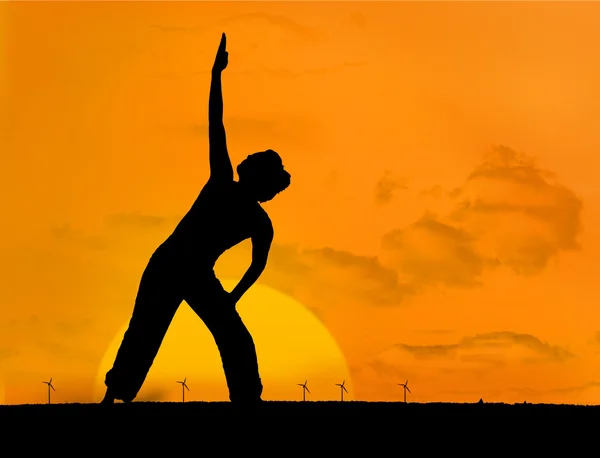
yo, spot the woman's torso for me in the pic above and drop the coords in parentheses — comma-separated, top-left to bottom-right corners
(156, 180, 265, 271)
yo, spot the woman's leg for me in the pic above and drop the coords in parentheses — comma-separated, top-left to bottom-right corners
(184, 278, 263, 407)
(103, 257, 183, 403)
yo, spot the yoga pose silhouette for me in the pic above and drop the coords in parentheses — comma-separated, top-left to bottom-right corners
(101, 33, 291, 409)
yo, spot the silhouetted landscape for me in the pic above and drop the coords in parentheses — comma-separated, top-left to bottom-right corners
(3, 401, 600, 417)
(5, 2, 600, 422)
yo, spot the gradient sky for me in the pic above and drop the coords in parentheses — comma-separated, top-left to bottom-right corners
(2, 1, 600, 405)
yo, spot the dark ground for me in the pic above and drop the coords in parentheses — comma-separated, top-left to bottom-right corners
(1, 401, 591, 450)
(2, 400, 599, 417)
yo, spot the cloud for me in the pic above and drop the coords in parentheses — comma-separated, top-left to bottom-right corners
(549, 381, 600, 395)
(0, 315, 99, 366)
(375, 170, 408, 204)
(372, 331, 575, 376)
(346, 12, 368, 30)
(50, 224, 106, 250)
(105, 212, 171, 230)
(380, 145, 583, 287)
(380, 213, 494, 288)
(49, 213, 181, 258)
(288, 246, 415, 307)
(414, 329, 455, 336)
(447, 145, 583, 276)
(150, 12, 323, 43)
(217, 242, 416, 310)
(418, 185, 444, 200)
(264, 244, 417, 308)
(35, 340, 96, 364)
(220, 12, 324, 43)
(149, 24, 209, 34)
(0, 347, 18, 363)
(54, 319, 94, 336)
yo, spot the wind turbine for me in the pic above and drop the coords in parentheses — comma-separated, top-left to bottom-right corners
(398, 380, 411, 403)
(42, 378, 55, 404)
(297, 380, 310, 401)
(176, 377, 190, 403)
(335, 380, 348, 402)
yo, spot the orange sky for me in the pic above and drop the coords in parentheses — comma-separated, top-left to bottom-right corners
(2, 1, 600, 405)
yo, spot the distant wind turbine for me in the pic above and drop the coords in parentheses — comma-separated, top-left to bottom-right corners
(398, 380, 411, 403)
(297, 380, 310, 401)
(335, 380, 348, 402)
(42, 378, 55, 404)
(176, 377, 190, 403)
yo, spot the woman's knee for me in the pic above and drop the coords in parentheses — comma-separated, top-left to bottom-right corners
(212, 317, 255, 347)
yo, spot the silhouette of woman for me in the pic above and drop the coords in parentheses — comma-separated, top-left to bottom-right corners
(101, 33, 291, 408)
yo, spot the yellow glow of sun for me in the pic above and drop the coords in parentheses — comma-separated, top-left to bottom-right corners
(94, 279, 353, 402)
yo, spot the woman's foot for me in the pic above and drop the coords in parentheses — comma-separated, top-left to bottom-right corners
(100, 388, 115, 405)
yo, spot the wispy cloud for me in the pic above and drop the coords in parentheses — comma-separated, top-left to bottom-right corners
(220, 12, 324, 43)
(105, 212, 171, 230)
(375, 170, 408, 204)
(0, 315, 99, 368)
(50, 224, 106, 250)
(371, 331, 575, 377)
(150, 11, 323, 43)
(549, 381, 600, 395)
(0, 347, 18, 364)
(418, 185, 444, 200)
(346, 11, 368, 30)
(149, 24, 210, 35)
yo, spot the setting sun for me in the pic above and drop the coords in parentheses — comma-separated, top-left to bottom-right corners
(94, 280, 353, 402)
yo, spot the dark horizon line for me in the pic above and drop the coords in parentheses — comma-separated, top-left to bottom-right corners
(2, 400, 598, 407)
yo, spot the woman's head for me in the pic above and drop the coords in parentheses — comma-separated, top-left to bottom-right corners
(237, 149, 291, 202)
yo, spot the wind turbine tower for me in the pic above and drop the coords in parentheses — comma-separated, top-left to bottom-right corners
(297, 380, 310, 401)
(398, 380, 411, 403)
(176, 377, 190, 403)
(42, 378, 55, 404)
(335, 380, 348, 402)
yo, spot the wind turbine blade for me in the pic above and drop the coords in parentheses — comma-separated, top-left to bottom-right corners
(50, 385, 55, 391)
(342, 380, 345, 386)
(50, 378, 52, 383)
(405, 380, 408, 385)
(185, 384, 190, 390)
(297, 384, 303, 387)
(342, 386, 348, 393)
(306, 387, 310, 394)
